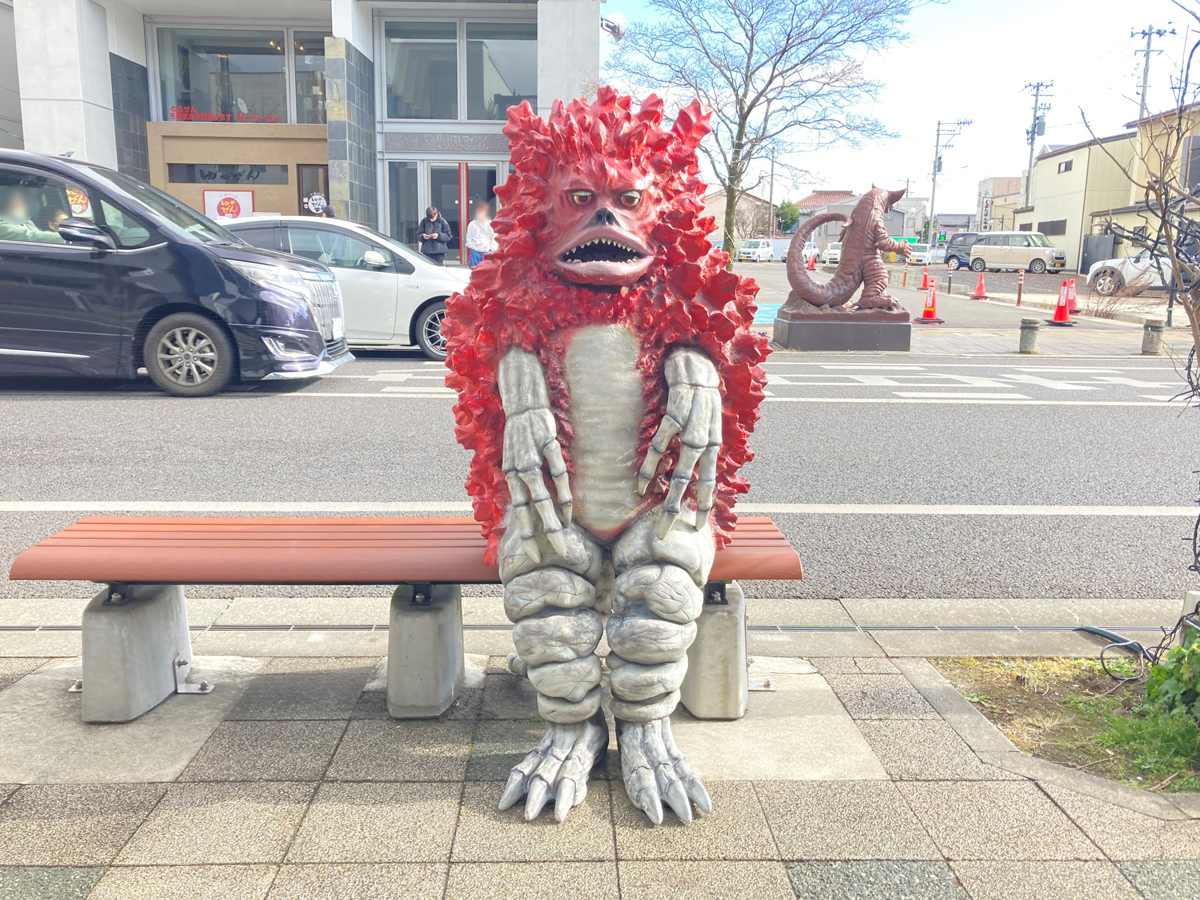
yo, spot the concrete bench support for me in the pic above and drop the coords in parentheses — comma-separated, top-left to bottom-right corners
(387, 583, 465, 718)
(81, 583, 196, 723)
(679, 581, 749, 720)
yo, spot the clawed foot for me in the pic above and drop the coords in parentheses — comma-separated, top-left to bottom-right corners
(499, 716, 608, 822)
(617, 717, 711, 825)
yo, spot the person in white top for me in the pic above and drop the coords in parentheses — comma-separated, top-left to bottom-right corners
(465, 201, 498, 268)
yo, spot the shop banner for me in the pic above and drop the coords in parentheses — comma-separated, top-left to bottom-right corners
(203, 190, 255, 220)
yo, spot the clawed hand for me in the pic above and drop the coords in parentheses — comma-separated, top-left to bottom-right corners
(637, 348, 721, 539)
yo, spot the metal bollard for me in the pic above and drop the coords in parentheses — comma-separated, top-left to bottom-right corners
(1019, 318, 1040, 354)
(1016, 269, 1025, 307)
(1141, 318, 1165, 355)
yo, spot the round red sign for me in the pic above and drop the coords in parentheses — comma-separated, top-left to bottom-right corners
(216, 196, 242, 218)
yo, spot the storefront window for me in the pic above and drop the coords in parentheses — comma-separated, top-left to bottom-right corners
(385, 22, 458, 120)
(167, 164, 289, 185)
(389, 162, 420, 248)
(157, 28, 287, 123)
(294, 32, 330, 125)
(466, 23, 536, 121)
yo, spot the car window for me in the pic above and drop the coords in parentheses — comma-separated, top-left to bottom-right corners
(1007, 235, 1030, 247)
(97, 198, 155, 248)
(0, 166, 80, 245)
(1028, 233, 1051, 247)
(830, 243, 841, 249)
(232, 225, 278, 252)
(287, 226, 393, 269)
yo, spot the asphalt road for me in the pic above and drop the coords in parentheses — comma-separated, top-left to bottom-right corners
(1, 350, 1195, 603)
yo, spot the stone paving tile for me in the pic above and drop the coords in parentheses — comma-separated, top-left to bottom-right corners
(618, 860, 795, 900)
(897, 782, 1101, 861)
(326, 720, 475, 781)
(180, 721, 346, 782)
(88, 864, 277, 900)
(857, 720, 1019, 781)
(0, 784, 16, 804)
(0, 866, 104, 900)
(823, 674, 939, 719)
(447, 862, 618, 900)
(227, 661, 374, 721)
(286, 782, 460, 863)
(0, 658, 49, 680)
(466, 719, 561, 782)
(1117, 861, 1200, 899)
(1042, 784, 1200, 860)
(787, 861, 968, 899)
(117, 782, 314, 865)
(481, 672, 540, 720)
(452, 781, 615, 862)
(612, 781, 778, 860)
(808, 657, 899, 675)
(755, 782, 939, 860)
(952, 861, 1143, 900)
(0, 783, 165, 866)
(269, 863, 447, 899)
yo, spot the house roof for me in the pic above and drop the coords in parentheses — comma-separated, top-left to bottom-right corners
(1124, 100, 1200, 128)
(794, 190, 856, 211)
(1035, 132, 1136, 162)
(703, 189, 772, 205)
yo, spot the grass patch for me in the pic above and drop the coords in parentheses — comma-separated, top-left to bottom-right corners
(932, 657, 1200, 794)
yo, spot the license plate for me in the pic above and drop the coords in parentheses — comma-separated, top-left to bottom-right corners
(331, 317, 345, 340)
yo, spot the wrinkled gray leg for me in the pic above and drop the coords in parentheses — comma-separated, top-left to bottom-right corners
(608, 507, 715, 824)
(497, 520, 608, 822)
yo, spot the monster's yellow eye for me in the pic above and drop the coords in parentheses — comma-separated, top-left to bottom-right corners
(569, 190, 593, 206)
(620, 190, 643, 208)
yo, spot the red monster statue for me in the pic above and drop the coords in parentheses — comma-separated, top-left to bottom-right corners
(444, 87, 769, 826)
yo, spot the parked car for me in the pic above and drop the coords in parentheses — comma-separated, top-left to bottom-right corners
(736, 238, 773, 262)
(1087, 248, 1196, 296)
(802, 241, 820, 264)
(943, 232, 982, 270)
(228, 217, 469, 359)
(0, 150, 350, 396)
(968, 231, 1066, 274)
(822, 242, 842, 264)
(907, 243, 931, 266)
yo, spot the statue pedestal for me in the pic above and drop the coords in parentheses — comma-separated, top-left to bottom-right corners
(772, 303, 911, 352)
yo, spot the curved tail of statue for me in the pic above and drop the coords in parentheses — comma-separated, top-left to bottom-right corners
(784, 212, 852, 308)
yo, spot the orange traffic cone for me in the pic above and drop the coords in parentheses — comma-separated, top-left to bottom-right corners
(920, 267, 930, 290)
(1067, 278, 1080, 314)
(1046, 281, 1074, 327)
(971, 271, 988, 300)
(914, 284, 944, 324)
(807, 254, 816, 270)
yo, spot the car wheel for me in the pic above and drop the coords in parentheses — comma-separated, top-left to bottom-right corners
(144, 313, 235, 397)
(1029, 259, 1047, 274)
(415, 301, 449, 361)
(970, 258, 986, 272)
(1093, 268, 1122, 297)
(947, 257, 961, 271)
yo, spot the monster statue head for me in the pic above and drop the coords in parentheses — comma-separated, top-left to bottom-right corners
(868, 184, 907, 213)
(493, 88, 711, 288)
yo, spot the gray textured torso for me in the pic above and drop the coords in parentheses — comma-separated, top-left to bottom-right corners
(564, 325, 644, 540)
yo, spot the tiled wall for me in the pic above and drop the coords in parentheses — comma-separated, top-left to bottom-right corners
(325, 38, 377, 226)
(109, 54, 150, 182)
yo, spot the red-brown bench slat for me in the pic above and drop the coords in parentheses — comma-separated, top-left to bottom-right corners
(9, 516, 803, 585)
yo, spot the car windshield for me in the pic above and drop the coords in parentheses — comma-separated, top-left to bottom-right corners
(68, 162, 242, 246)
(1028, 233, 1051, 247)
(829, 243, 841, 250)
(913, 244, 928, 252)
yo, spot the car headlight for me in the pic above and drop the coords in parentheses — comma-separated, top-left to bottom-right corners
(230, 261, 310, 300)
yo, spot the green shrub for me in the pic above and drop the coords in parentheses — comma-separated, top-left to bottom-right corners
(1145, 626, 1200, 719)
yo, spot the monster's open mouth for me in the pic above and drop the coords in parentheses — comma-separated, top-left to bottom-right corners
(559, 238, 644, 265)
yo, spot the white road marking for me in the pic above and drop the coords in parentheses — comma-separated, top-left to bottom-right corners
(1093, 376, 1179, 388)
(891, 392, 1031, 399)
(271, 392, 454, 399)
(764, 397, 1185, 406)
(1, 501, 1192, 516)
(819, 364, 926, 370)
(998, 374, 1097, 391)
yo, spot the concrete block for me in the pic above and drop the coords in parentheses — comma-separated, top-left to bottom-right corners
(387, 584, 464, 719)
(81, 584, 192, 723)
(680, 581, 748, 720)
(773, 317, 912, 351)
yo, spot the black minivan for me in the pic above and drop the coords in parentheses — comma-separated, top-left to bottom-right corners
(943, 232, 982, 271)
(0, 150, 351, 396)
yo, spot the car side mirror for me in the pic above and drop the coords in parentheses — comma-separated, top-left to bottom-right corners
(58, 218, 115, 250)
(363, 249, 388, 268)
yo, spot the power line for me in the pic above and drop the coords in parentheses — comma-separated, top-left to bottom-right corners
(928, 119, 971, 247)
(1133, 24, 1176, 119)
(1022, 81, 1053, 208)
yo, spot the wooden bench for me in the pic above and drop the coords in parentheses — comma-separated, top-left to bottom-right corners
(9, 516, 803, 723)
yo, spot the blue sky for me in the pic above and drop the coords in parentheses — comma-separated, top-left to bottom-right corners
(600, 0, 1194, 212)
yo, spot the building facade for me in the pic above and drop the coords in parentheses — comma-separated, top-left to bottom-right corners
(0, 1, 19, 152)
(976, 175, 1021, 232)
(11, 0, 600, 262)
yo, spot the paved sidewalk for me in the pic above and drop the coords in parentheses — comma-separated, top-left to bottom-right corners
(0, 594, 1195, 899)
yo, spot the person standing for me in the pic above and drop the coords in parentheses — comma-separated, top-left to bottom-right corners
(418, 206, 452, 266)
(465, 201, 497, 268)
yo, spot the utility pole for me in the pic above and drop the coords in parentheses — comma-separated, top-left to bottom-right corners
(1133, 25, 1175, 119)
(767, 151, 775, 239)
(929, 119, 971, 248)
(1022, 82, 1053, 208)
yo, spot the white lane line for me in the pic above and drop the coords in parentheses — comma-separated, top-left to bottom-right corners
(0, 501, 474, 513)
(819, 364, 926, 370)
(763, 397, 1187, 406)
(270, 392, 455, 399)
(1, 501, 1192, 516)
(891, 392, 1032, 399)
(737, 504, 1197, 516)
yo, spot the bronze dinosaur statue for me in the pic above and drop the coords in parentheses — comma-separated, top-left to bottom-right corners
(782, 187, 911, 312)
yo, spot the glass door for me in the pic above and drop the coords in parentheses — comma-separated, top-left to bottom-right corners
(384, 161, 503, 258)
(297, 164, 329, 216)
(429, 164, 462, 264)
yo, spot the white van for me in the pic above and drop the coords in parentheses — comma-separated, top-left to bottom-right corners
(737, 239, 773, 262)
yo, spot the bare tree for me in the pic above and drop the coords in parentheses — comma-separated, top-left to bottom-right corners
(608, 0, 915, 261)
(734, 198, 773, 239)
